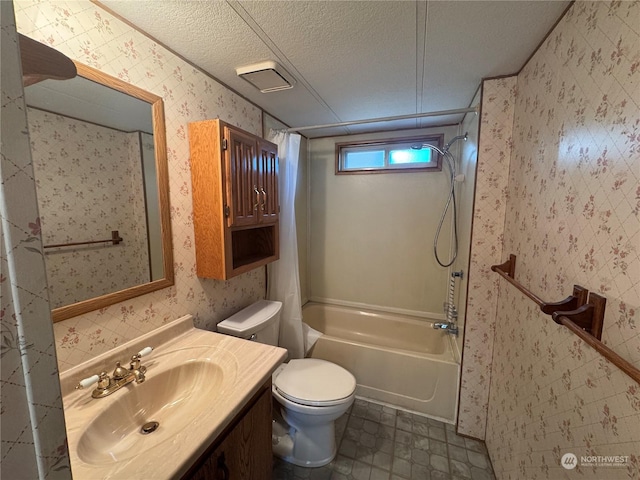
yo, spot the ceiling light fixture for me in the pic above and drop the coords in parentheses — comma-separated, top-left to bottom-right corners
(236, 61, 295, 93)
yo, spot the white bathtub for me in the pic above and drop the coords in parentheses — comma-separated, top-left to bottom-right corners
(303, 302, 459, 423)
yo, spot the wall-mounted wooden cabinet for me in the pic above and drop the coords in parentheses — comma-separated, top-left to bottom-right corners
(189, 119, 279, 279)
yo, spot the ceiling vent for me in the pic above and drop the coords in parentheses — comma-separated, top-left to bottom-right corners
(236, 61, 295, 93)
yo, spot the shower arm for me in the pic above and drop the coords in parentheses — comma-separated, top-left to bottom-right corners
(444, 133, 468, 152)
(411, 132, 467, 157)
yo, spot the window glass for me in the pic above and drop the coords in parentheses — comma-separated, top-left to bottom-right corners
(344, 150, 385, 169)
(389, 149, 432, 165)
(336, 135, 442, 174)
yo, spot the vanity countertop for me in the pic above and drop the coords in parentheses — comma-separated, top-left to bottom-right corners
(60, 314, 287, 480)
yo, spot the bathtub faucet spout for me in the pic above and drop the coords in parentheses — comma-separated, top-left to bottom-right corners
(433, 322, 459, 336)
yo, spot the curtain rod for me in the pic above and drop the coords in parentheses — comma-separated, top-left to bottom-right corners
(284, 106, 478, 133)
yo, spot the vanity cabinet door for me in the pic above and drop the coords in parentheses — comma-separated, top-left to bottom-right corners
(225, 127, 259, 228)
(186, 386, 273, 480)
(216, 387, 272, 479)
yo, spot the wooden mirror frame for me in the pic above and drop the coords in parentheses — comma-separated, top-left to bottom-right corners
(49, 62, 174, 322)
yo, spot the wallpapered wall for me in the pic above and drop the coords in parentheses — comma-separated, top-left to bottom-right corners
(6, 0, 639, 478)
(28, 108, 150, 308)
(488, 1, 640, 477)
(469, 1, 640, 479)
(457, 77, 516, 438)
(14, 0, 266, 371)
(1, 2, 71, 478)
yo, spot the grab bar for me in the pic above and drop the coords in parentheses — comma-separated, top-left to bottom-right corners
(553, 313, 640, 384)
(492, 254, 640, 385)
(491, 254, 593, 317)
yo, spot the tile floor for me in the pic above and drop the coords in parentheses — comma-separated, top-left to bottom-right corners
(273, 398, 496, 480)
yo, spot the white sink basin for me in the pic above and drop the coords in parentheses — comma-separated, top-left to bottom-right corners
(76, 357, 232, 464)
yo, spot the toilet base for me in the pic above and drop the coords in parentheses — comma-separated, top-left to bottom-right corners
(275, 446, 336, 468)
(272, 407, 338, 467)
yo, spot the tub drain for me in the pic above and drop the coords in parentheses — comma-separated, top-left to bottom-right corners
(140, 421, 159, 435)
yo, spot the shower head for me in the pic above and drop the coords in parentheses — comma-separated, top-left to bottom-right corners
(410, 143, 446, 157)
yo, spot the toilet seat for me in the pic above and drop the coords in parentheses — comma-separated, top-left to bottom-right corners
(274, 359, 356, 407)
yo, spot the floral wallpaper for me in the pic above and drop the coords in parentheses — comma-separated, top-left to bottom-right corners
(14, 0, 266, 372)
(4, 0, 271, 474)
(0, 1, 70, 478)
(481, 1, 640, 479)
(28, 108, 150, 308)
(457, 77, 516, 439)
(7, 0, 639, 479)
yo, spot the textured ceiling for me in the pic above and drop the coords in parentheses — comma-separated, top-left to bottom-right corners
(99, 0, 569, 138)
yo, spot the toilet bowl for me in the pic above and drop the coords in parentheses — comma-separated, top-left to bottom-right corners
(272, 358, 356, 466)
(217, 300, 356, 467)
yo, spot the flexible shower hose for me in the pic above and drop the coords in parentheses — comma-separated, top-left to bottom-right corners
(433, 151, 458, 268)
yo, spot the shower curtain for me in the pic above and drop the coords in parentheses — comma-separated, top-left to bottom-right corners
(1, 2, 71, 474)
(267, 131, 304, 358)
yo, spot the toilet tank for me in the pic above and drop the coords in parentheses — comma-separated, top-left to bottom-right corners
(216, 300, 282, 346)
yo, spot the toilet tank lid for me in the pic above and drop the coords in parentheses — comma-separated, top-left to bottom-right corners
(216, 300, 282, 337)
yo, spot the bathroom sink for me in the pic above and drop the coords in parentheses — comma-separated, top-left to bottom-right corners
(60, 315, 286, 479)
(73, 350, 237, 465)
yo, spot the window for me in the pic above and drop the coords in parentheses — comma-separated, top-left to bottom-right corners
(336, 135, 443, 174)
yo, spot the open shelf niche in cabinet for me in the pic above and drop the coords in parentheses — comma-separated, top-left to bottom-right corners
(188, 119, 279, 280)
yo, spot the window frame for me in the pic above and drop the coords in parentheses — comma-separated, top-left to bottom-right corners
(335, 134, 444, 175)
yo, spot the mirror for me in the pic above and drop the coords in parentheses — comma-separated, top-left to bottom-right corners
(24, 62, 173, 322)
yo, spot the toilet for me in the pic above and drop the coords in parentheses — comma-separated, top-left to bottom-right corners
(217, 300, 356, 467)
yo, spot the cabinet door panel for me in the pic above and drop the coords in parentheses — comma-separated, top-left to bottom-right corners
(185, 387, 272, 480)
(223, 387, 272, 479)
(258, 141, 279, 223)
(225, 128, 258, 227)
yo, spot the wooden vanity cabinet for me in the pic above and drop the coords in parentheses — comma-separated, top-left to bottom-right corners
(184, 381, 273, 480)
(189, 119, 279, 279)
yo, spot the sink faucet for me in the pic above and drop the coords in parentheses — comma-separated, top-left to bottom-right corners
(77, 347, 153, 398)
(433, 322, 459, 336)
